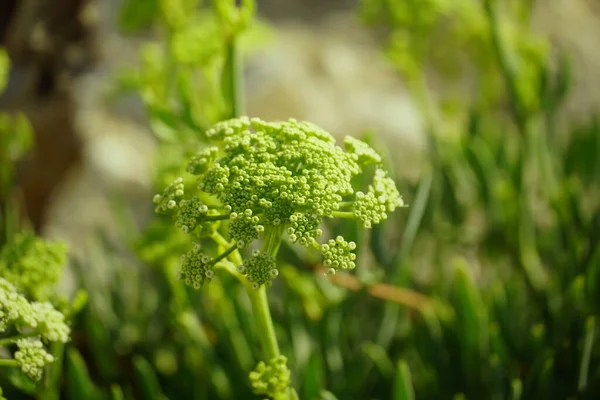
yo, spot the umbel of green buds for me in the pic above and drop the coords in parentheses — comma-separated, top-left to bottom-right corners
(0, 232, 68, 302)
(0, 278, 70, 382)
(249, 355, 292, 400)
(153, 117, 404, 289)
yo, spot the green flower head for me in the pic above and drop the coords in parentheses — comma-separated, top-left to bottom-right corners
(0, 278, 70, 383)
(0, 233, 68, 301)
(249, 355, 291, 400)
(0, 278, 70, 343)
(153, 117, 404, 288)
(14, 339, 54, 381)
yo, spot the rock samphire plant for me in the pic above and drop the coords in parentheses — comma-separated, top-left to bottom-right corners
(153, 116, 404, 399)
(0, 233, 71, 398)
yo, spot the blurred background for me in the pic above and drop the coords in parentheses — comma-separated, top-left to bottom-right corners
(0, 0, 599, 399)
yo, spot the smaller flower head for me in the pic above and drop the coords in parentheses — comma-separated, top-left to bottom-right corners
(179, 248, 215, 289)
(153, 178, 185, 214)
(14, 339, 54, 382)
(238, 252, 277, 288)
(344, 136, 382, 166)
(0, 278, 37, 330)
(287, 212, 322, 247)
(228, 216, 259, 248)
(176, 196, 204, 231)
(249, 355, 291, 399)
(0, 233, 67, 301)
(30, 302, 70, 343)
(186, 147, 219, 175)
(353, 168, 403, 228)
(320, 236, 357, 275)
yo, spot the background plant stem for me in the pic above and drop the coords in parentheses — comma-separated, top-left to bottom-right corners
(483, 0, 528, 134)
(0, 359, 17, 367)
(221, 22, 284, 367)
(222, 34, 245, 119)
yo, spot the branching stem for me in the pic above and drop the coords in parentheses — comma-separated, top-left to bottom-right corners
(213, 226, 294, 397)
(247, 226, 284, 361)
(211, 231, 233, 249)
(337, 201, 354, 209)
(202, 214, 231, 222)
(211, 244, 238, 265)
(331, 211, 355, 219)
(0, 359, 18, 367)
(210, 230, 282, 360)
(0, 332, 38, 347)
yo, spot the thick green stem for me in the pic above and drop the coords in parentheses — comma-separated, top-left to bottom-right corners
(263, 225, 284, 256)
(0, 358, 18, 367)
(210, 217, 293, 397)
(331, 211, 355, 219)
(246, 286, 280, 360)
(246, 226, 284, 360)
(251, 226, 300, 399)
(210, 229, 284, 360)
(211, 231, 233, 249)
(38, 341, 65, 400)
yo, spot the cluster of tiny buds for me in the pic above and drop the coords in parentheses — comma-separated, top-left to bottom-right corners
(176, 196, 210, 233)
(352, 168, 404, 228)
(344, 136, 382, 165)
(249, 355, 291, 398)
(153, 177, 184, 213)
(287, 212, 322, 247)
(236, 250, 278, 289)
(178, 244, 217, 289)
(0, 232, 68, 302)
(186, 147, 219, 175)
(0, 279, 70, 344)
(14, 339, 54, 381)
(321, 236, 357, 276)
(228, 209, 261, 247)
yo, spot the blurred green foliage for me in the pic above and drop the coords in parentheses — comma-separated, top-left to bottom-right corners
(0, 201, 79, 399)
(0, 46, 81, 400)
(0, 233, 68, 302)
(0, 49, 34, 243)
(1, 0, 599, 399)
(360, 0, 600, 399)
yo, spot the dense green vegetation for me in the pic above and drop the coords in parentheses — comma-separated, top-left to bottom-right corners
(0, 0, 598, 399)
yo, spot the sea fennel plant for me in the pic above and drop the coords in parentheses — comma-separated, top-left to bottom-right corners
(0, 49, 81, 399)
(153, 116, 404, 398)
(0, 233, 72, 398)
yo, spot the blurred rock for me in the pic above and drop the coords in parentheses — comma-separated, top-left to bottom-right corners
(533, 0, 600, 122)
(42, 0, 155, 278)
(245, 13, 426, 181)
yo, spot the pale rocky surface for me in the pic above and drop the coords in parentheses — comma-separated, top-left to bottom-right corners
(532, 0, 600, 122)
(244, 15, 426, 180)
